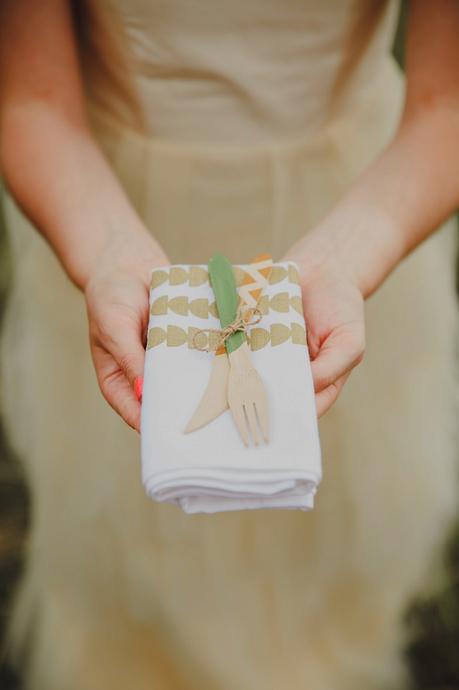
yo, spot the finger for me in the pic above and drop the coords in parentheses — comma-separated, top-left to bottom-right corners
(134, 376, 143, 403)
(94, 319, 145, 389)
(91, 343, 142, 432)
(315, 371, 351, 418)
(109, 331, 146, 389)
(310, 323, 365, 393)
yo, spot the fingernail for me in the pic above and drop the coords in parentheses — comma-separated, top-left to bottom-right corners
(134, 376, 143, 403)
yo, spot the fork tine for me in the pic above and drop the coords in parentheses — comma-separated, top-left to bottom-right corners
(245, 403, 260, 446)
(255, 396, 269, 443)
(231, 404, 250, 447)
(227, 342, 269, 445)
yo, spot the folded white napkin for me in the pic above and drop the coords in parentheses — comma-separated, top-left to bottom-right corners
(141, 262, 322, 514)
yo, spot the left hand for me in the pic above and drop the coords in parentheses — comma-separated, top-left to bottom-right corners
(84, 231, 169, 432)
(284, 236, 365, 417)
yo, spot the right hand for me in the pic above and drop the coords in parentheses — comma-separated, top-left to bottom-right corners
(284, 229, 366, 418)
(84, 231, 169, 432)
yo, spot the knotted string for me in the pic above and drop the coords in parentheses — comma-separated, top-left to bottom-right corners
(192, 305, 262, 352)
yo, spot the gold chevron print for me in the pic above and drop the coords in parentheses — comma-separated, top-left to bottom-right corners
(146, 323, 306, 351)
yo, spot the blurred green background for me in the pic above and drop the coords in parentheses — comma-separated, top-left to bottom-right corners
(0, 3, 458, 689)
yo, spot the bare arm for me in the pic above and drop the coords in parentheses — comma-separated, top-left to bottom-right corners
(290, 0, 459, 295)
(286, 0, 459, 414)
(0, 0, 164, 287)
(0, 0, 168, 430)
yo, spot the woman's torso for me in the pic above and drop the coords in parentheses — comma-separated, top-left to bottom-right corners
(115, 0, 401, 144)
(99, 0, 404, 264)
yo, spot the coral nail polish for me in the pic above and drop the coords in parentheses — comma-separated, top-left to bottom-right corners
(134, 376, 143, 403)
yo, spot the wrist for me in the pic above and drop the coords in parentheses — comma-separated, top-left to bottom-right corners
(80, 224, 168, 292)
(286, 201, 405, 299)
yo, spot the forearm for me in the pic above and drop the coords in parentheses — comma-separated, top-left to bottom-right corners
(291, 0, 459, 299)
(289, 104, 459, 298)
(1, 101, 164, 289)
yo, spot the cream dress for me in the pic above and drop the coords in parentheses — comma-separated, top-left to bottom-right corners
(1, 1, 458, 689)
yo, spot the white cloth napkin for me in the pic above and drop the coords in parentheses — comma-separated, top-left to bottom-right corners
(141, 262, 322, 514)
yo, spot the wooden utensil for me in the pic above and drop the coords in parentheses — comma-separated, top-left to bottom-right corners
(184, 254, 272, 433)
(208, 254, 269, 446)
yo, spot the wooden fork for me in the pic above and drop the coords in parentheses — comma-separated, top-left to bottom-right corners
(226, 341, 269, 446)
(208, 254, 269, 446)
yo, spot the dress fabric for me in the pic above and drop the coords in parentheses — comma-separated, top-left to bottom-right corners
(1, 1, 458, 688)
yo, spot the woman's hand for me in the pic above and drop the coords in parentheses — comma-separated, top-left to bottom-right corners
(284, 233, 365, 418)
(84, 232, 169, 432)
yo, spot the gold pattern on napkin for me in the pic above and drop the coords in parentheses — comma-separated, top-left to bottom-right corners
(150, 292, 303, 319)
(150, 264, 300, 290)
(147, 323, 306, 351)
